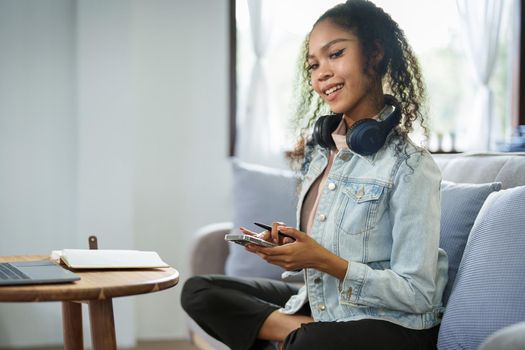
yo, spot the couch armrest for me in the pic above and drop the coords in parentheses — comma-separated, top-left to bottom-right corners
(479, 321, 525, 350)
(190, 222, 233, 276)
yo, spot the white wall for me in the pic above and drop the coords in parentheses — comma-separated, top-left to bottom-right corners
(75, 0, 138, 346)
(0, 0, 232, 346)
(130, 0, 232, 341)
(0, 0, 78, 346)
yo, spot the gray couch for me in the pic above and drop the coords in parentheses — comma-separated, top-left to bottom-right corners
(185, 152, 525, 350)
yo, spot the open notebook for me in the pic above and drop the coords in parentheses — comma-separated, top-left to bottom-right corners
(54, 249, 169, 269)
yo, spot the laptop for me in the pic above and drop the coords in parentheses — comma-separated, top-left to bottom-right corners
(0, 260, 80, 286)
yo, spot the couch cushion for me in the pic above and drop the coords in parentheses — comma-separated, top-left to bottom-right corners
(479, 321, 525, 350)
(439, 180, 501, 305)
(433, 153, 525, 189)
(224, 160, 298, 279)
(438, 185, 525, 349)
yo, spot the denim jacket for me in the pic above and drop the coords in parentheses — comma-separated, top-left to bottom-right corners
(280, 132, 449, 330)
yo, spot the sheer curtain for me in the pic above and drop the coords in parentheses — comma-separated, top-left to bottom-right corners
(456, 0, 504, 150)
(236, 0, 286, 167)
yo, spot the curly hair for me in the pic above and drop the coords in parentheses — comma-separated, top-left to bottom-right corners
(288, 0, 428, 172)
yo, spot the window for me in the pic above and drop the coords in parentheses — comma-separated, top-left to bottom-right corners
(234, 0, 517, 164)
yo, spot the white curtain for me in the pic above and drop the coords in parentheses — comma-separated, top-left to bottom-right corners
(456, 0, 504, 151)
(236, 0, 284, 167)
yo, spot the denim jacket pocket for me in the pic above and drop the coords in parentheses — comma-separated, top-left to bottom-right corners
(336, 182, 385, 235)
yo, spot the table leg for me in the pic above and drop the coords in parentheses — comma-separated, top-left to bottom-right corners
(62, 301, 84, 350)
(88, 299, 117, 350)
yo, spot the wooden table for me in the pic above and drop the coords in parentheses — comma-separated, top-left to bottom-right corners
(0, 255, 179, 349)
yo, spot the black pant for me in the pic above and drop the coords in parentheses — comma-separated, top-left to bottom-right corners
(180, 275, 439, 350)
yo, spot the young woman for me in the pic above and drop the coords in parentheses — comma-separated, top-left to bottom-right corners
(181, 1, 448, 349)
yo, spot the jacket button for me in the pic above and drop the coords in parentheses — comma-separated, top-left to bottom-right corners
(314, 277, 321, 284)
(318, 303, 326, 311)
(340, 153, 350, 161)
(319, 214, 327, 221)
(328, 183, 336, 190)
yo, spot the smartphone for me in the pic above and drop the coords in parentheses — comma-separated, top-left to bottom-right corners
(224, 233, 277, 248)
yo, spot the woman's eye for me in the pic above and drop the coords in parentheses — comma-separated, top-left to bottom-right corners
(307, 63, 319, 71)
(329, 49, 345, 59)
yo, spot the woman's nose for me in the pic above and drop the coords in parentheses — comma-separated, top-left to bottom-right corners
(316, 66, 333, 81)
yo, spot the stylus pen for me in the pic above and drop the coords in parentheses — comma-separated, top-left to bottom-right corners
(253, 222, 295, 240)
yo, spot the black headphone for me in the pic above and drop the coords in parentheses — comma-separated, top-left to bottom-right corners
(312, 96, 401, 156)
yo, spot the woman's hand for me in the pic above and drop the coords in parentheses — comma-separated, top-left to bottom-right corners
(244, 225, 349, 280)
(239, 221, 294, 245)
(239, 226, 272, 241)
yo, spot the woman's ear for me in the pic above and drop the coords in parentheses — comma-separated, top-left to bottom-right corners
(366, 40, 387, 77)
(371, 40, 385, 67)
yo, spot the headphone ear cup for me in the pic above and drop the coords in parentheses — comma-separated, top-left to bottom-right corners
(346, 119, 384, 156)
(344, 96, 402, 156)
(313, 114, 341, 149)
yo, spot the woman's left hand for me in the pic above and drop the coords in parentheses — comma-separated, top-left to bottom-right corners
(246, 225, 343, 274)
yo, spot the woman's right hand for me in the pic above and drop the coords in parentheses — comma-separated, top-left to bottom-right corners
(246, 225, 348, 279)
(239, 226, 271, 241)
(270, 221, 293, 245)
(240, 221, 292, 245)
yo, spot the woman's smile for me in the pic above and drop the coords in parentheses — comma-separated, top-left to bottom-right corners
(323, 83, 344, 101)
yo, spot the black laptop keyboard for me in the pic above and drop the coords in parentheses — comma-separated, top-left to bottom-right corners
(0, 263, 30, 281)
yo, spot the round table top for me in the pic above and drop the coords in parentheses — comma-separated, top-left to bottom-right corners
(0, 255, 179, 302)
